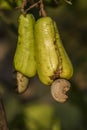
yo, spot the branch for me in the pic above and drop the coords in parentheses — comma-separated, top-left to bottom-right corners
(25, 0, 41, 12)
(0, 98, 9, 130)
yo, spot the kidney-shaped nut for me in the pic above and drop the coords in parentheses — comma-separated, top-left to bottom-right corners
(51, 79, 71, 103)
(17, 72, 29, 93)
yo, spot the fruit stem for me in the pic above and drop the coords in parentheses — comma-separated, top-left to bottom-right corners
(20, 0, 27, 15)
(39, 0, 47, 17)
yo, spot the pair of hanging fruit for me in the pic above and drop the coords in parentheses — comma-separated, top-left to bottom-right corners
(13, 13, 73, 102)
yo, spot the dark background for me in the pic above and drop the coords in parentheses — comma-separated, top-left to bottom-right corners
(0, 0, 87, 130)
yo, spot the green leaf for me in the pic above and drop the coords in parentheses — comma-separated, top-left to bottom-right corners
(23, 103, 61, 130)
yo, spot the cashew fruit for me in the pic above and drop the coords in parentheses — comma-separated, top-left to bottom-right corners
(14, 14, 36, 77)
(34, 17, 73, 85)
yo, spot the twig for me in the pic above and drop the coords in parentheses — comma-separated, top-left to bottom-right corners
(64, 0, 72, 5)
(15, 0, 47, 16)
(25, 0, 41, 12)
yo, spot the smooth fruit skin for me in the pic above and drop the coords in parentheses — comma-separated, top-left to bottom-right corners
(54, 22, 73, 79)
(14, 14, 36, 77)
(34, 17, 59, 85)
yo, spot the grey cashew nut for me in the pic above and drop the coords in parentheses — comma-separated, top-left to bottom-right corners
(51, 79, 71, 103)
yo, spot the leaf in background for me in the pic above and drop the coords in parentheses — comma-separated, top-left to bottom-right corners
(23, 103, 61, 130)
(16, 0, 22, 7)
(0, 1, 12, 10)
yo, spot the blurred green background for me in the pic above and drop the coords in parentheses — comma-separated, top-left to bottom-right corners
(0, 0, 87, 130)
